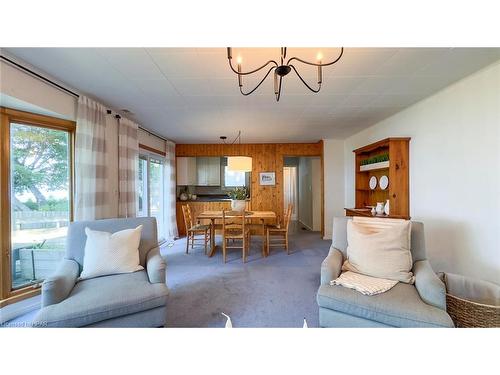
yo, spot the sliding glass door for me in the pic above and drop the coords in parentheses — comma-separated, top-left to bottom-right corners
(137, 154, 165, 241)
(1, 108, 74, 304)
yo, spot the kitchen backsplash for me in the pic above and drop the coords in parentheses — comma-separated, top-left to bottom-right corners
(177, 185, 230, 197)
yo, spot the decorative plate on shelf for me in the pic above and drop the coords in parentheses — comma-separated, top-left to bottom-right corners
(369, 176, 377, 190)
(379, 175, 389, 190)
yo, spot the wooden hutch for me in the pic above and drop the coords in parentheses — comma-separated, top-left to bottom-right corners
(345, 137, 410, 219)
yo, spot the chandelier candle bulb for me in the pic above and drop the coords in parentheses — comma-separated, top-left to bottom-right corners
(237, 62, 242, 87)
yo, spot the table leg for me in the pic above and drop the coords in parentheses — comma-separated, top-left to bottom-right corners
(261, 219, 266, 257)
(208, 218, 216, 257)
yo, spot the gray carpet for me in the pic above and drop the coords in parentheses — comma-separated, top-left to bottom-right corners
(163, 226, 330, 328)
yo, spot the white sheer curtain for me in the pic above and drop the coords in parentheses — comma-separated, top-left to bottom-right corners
(283, 166, 298, 220)
(163, 140, 178, 241)
(118, 117, 139, 218)
(74, 96, 109, 220)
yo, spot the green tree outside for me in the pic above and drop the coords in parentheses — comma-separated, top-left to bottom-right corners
(11, 124, 69, 211)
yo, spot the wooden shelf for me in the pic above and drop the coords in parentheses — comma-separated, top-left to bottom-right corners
(356, 188, 389, 192)
(345, 208, 409, 220)
(358, 166, 389, 173)
(360, 161, 390, 172)
(352, 138, 410, 220)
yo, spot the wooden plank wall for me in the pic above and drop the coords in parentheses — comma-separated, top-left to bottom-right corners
(176, 141, 324, 234)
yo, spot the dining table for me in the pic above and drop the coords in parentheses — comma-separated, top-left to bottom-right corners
(196, 210, 277, 258)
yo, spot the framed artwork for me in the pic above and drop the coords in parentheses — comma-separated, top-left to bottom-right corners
(259, 172, 275, 186)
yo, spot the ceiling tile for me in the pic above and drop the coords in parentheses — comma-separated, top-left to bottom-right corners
(168, 78, 213, 96)
(97, 48, 164, 80)
(415, 48, 500, 77)
(147, 49, 217, 79)
(373, 48, 450, 76)
(326, 48, 398, 77)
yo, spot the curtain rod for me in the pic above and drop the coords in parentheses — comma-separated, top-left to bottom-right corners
(137, 127, 172, 143)
(1, 54, 174, 144)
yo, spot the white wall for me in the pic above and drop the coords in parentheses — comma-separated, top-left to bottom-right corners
(311, 157, 322, 231)
(298, 157, 312, 229)
(323, 139, 345, 239)
(325, 61, 500, 284)
(0, 59, 77, 120)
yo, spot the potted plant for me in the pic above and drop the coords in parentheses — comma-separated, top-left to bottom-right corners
(228, 186, 247, 211)
(360, 153, 390, 171)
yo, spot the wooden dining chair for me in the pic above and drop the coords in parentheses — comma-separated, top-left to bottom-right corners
(266, 204, 293, 255)
(222, 210, 251, 263)
(181, 204, 211, 254)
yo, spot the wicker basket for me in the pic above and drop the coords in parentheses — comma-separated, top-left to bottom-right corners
(446, 293, 500, 328)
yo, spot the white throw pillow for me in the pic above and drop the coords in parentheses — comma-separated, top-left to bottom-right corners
(80, 225, 144, 280)
(342, 219, 414, 283)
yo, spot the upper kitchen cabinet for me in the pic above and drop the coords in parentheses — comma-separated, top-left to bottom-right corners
(196, 157, 221, 186)
(176, 157, 197, 185)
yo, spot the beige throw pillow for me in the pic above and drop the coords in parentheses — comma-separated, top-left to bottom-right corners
(342, 219, 414, 283)
(80, 225, 144, 280)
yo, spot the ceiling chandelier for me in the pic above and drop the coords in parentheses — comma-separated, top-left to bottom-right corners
(226, 47, 344, 102)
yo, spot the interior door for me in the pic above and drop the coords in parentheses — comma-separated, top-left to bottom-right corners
(283, 166, 298, 220)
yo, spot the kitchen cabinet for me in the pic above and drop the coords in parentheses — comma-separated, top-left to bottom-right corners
(196, 157, 220, 186)
(176, 157, 197, 185)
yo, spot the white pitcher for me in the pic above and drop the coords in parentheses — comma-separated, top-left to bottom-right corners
(375, 202, 385, 215)
(384, 199, 390, 215)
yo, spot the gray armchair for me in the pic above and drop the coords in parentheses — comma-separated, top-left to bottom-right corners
(32, 217, 169, 327)
(317, 217, 454, 327)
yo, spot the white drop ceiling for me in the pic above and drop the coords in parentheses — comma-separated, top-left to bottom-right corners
(4, 47, 500, 143)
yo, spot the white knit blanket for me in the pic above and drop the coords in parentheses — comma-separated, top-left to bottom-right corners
(331, 271, 398, 296)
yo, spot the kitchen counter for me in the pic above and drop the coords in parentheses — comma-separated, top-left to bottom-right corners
(177, 197, 231, 202)
(177, 195, 250, 202)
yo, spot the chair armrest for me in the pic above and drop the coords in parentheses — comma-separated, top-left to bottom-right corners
(414, 260, 447, 310)
(321, 246, 344, 286)
(146, 247, 166, 284)
(41, 258, 79, 307)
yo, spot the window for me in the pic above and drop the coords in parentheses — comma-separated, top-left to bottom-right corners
(221, 157, 250, 190)
(1, 108, 75, 306)
(149, 157, 165, 240)
(136, 153, 165, 241)
(223, 166, 246, 187)
(137, 156, 148, 217)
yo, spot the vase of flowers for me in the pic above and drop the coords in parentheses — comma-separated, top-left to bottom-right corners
(228, 186, 247, 211)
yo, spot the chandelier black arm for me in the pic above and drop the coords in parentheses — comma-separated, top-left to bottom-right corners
(228, 57, 278, 76)
(289, 65, 321, 93)
(275, 75, 283, 102)
(286, 47, 344, 67)
(239, 66, 276, 96)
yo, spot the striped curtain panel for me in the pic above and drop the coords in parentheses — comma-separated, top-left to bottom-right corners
(118, 117, 139, 218)
(163, 141, 179, 240)
(75, 96, 109, 220)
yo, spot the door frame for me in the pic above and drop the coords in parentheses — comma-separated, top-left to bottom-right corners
(137, 148, 166, 240)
